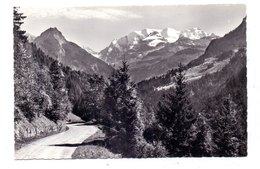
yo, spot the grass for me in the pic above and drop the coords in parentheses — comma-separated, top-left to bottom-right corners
(72, 129, 121, 159)
(72, 145, 121, 159)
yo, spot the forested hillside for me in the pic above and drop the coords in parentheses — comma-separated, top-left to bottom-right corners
(14, 7, 108, 149)
(14, 7, 71, 149)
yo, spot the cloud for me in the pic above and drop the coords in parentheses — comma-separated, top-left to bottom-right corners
(19, 7, 144, 21)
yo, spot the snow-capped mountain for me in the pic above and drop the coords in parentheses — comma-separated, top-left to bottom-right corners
(99, 27, 218, 82)
(33, 27, 113, 78)
(180, 28, 216, 40)
(82, 46, 100, 58)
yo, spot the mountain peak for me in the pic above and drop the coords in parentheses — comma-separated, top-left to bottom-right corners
(180, 28, 216, 40)
(34, 28, 113, 78)
(44, 27, 61, 34)
(38, 27, 67, 45)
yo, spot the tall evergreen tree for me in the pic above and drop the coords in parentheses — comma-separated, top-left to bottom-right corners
(156, 63, 196, 157)
(101, 60, 138, 157)
(13, 7, 27, 43)
(211, 94, 246, 156)
(46, 60, 72, 122)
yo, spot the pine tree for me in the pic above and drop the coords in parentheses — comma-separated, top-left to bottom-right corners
(101, 61, 138, 157)
(13, 7, 27, 43)
(82, 74, 106, 122)
(47, 60, 72, 122)
(212, 94, 246, 156)
(156, 63, 196, 157)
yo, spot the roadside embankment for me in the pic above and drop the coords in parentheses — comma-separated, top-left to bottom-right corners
(14, 115, 66, 150)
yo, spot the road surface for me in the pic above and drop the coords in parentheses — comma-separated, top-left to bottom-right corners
(15, 123, 99, 160)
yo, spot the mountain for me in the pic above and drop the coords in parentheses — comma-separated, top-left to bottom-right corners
(137, 17, 246, 109)
(82, 46, 100, 58)
(99, 27, 218, 82)
(25, 32, 36, 43)
(180, 27, 217, 40)
(33, 27, 113, 78)
(185, 17, 246, 81)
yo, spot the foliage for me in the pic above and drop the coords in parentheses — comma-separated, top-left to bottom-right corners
(63, 68, 106, 122)
(155, 63, 196, 157)
(14, 7, 72, 124)
(44, 60, 72, 122)
(13, 7, 27, 43)
(100, 60, 138, 157)
(72, 145, 121, 159)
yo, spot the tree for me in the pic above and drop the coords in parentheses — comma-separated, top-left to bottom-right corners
(101, 60, 138, 157)
(156, 63, 196, 157)
(46, 60, 72, 122)
(211, 94, 246, 156)
(13, 7, 27, 43)
(82, 74, 106, 122)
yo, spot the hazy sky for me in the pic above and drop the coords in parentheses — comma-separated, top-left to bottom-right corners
(20, 5, 246, 52)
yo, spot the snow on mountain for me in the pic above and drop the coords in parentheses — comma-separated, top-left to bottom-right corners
(148, 39, 165, 47)
(161, 28, 181, 43)
(141, 28, 161, 37)
(105, 27, 213, 50)
(139, 28, 180, 45)
(180, 28, 213, 40)
(99, 26, 217, 82)
(83, 46, 100, 58)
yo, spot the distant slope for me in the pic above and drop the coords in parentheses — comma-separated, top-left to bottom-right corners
(186, 17, 246, 69)
(34, 27, 113, 78)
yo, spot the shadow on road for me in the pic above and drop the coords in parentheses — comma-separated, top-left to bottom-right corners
(49, 140, 106, 147)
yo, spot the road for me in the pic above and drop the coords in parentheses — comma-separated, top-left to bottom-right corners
(15, 123, 99, 160)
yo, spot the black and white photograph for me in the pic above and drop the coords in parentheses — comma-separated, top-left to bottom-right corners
(12, 4, 249, 160)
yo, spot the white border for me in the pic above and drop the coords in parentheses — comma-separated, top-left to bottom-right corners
(1, 1, 259, 169)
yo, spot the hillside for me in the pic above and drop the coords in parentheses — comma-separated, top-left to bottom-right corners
(14, 24, 71, 149)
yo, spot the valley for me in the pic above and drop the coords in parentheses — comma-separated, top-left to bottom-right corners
(13, 6, 247, 159)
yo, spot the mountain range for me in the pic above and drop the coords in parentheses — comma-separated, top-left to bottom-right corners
(99, 27, 218, 82)
(32, 18, 245, 85)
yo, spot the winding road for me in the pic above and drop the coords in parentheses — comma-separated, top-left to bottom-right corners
(15, 123, 99, 160)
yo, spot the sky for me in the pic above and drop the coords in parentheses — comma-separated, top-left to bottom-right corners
(19, 5, 246, 52)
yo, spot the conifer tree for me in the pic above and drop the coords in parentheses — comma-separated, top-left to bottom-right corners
(156, 63, 196, 157)
(13, 7, 27, 43)
(47, 60, 71, 122)
(212, 94, 246, 156)
(101, 60, 138, 157)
